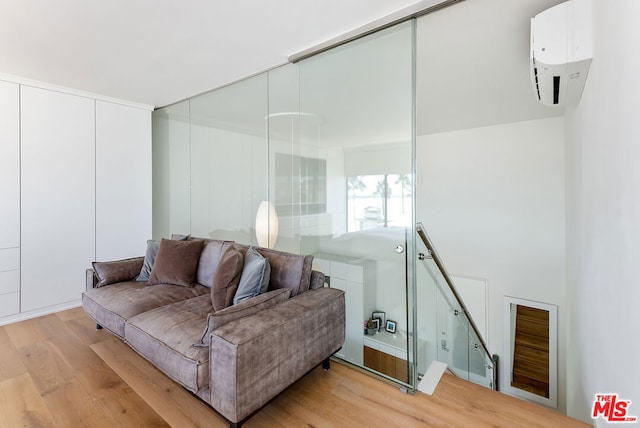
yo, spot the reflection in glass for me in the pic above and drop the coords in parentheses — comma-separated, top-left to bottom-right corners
(189, 74, 268, 244)
(347, 174, 412, 232)
(152, 100, 191, 239)
(298, 21, 414, 385)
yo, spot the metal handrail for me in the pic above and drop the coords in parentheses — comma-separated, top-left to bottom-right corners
(416, 222, 497, 389)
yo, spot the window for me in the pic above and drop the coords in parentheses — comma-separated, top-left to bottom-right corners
(347, 174, 412, 232)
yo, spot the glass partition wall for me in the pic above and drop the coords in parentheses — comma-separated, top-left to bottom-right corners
(153, 20, 417, 388)
(298, 21, 415, 386)
(152, 15, 500, 391)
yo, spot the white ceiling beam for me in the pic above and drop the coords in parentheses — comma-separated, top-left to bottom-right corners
(288, 0, 464, 63)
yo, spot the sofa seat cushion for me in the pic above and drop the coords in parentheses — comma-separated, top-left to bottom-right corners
(124, 294, 212, 393)
(82, 281, 209, 338)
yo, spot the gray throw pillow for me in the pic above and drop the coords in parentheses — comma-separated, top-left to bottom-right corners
(136, 240, 160, 282)
(233, 246, 271, 305)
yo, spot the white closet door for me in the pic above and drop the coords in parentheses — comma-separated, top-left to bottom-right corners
(0, 81, 20, 249)
(95, 101, 151, 261)
(20, 86, 96, 312)
(0, 80, 20, 317)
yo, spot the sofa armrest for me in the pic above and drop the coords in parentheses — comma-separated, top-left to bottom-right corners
(88, 256, 144, 289)
(209, 287, 345, 423)
(86, 268, 98, 291)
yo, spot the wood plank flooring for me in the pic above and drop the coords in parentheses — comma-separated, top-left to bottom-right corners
(0, 307, 589, 427)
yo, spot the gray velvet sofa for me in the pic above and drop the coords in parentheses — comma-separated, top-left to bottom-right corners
(82, 237, 345, 427)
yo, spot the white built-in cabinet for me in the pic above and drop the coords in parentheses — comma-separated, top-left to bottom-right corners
(0, 81, 20, 317)
(314, 255, 375, 367)
(20, 86, 97, 313)
(0, 77, 152, 321)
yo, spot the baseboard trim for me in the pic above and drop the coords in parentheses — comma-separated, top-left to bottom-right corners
(0, 299, 82, 326)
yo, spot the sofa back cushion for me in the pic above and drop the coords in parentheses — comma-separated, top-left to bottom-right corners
(149, 239, 204, 287)
(165, 237, 313, 297)
(234, 246, 312, 297)
(211, 246, 244, 311)
(171, 235, 235, 288)
(196, 240, 234, 287)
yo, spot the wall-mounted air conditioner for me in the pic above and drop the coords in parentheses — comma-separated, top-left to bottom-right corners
(530, 0, 592, 106)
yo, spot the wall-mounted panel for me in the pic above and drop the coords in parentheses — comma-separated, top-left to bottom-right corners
(96, 101, 152, 260)
(20, 86, 96, 312)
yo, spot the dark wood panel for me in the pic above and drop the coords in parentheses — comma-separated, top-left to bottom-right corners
(512, 304, 550, 398)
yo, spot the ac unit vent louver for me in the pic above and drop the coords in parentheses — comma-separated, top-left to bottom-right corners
(530, 0, 592, 107)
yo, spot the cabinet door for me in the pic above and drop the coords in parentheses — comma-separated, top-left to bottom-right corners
(332, 276, 364, 366)
(20, 87, 96, 312)
(364, 345, 381, 372)
(0, 80, 20, 249)
(96, 101, 151, 260)
(0, 81, 21, 317)
(330, 277, 348, 360)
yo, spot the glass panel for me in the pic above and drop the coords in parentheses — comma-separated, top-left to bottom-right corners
(469, 328, 494, 389)
(151, 21, 417, 390)
(268, 64, 304, 253)
(347, 174, 413, 232)
(416, 227, 495, 389)
(152, 100, 191, 239)
(297, 21, 414, 384)
(189, 74, 268, 243)
(267, 64, 302, 253)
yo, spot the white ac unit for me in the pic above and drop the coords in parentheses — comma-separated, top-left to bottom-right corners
(530, 0, 592, 106)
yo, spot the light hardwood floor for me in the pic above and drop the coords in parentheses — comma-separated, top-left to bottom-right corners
(0, 307, 588, 427)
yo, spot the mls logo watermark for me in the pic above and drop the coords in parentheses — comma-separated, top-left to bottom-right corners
(592, 394, 637, 423)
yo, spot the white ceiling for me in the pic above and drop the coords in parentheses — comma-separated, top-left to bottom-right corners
(1, 0, 566, 136)
(417, 0, 565, 134)
(0, 0, 422, 107)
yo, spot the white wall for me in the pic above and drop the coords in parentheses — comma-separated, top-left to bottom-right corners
(565, 0, 640, 423)
(417, 117, 566, 411)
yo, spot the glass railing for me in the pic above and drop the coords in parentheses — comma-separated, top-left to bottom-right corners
(415, 222, 497, 390)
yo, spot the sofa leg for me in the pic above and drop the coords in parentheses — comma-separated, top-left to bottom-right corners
(229, 423, 240, 428)
(322, 358, 330, 371)
(96, 324, 103, 330)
